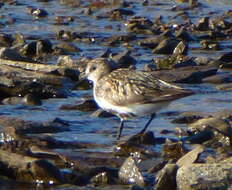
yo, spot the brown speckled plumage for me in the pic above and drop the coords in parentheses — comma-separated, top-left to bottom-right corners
(84, 57, 193, 139)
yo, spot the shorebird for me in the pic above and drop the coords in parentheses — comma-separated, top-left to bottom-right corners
(82, 58, 193, 140)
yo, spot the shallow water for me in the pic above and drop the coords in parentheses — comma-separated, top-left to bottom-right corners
(1, 0, 232, 189)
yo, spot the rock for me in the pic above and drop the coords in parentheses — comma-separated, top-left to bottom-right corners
(22, 93, 42, 106)
(202, 73, 232, 84)
(188, 117, 232, 145)
(0, 116, 70, 139)
(91, 109, 114, 118)
(153, 38, 180, 54)
(0, 47, 30, 62)
(0, 150, 64, 184)
(195, 17, 210, 31)
(216, 83, 232, 90)
(218, 52, 232, 63)
(200, 40, 220, 50)
(162, 140, 187, 160)
(173, 41, 188, 55)
(112, 50, 137, 69)
(171, 111, 209, 124)
(155, 164, 178, 190)
(125, 16, 154, 34)
(118, 153, 145, 187)
(176, 163, 232, 190)
(28, 7, 48, 18)
(55, 42, 81, 54)
(176, 145, 204, 167)
(152, 65, 218, 83)
(175, 28, 195, 42)
(59, 98, 98, 112)
(0, 33, 14, 47)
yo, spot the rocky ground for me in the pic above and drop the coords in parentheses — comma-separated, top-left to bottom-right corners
(1, 0, 232, 189)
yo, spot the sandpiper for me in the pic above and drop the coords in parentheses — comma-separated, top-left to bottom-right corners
(82, 57, 193, 139)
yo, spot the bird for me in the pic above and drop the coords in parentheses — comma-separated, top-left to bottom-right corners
(82, 57, 193, 140)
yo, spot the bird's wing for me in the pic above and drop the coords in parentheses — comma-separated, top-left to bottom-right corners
(95, 69, 193, 106)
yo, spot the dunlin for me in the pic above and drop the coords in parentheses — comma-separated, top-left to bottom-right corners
(83, 58, 193, 139)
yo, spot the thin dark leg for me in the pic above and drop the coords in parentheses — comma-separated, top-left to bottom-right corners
(117, 119, 124, 140)
(139, 113, 156, 134)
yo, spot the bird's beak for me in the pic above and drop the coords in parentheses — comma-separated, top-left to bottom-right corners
(79, 71, 87, 81)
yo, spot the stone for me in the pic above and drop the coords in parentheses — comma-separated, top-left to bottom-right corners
(155, 164, 178, 190)
(176, 145, 204, 167)
(177, 163, 232, 190)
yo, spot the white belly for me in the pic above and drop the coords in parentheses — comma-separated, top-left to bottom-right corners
(94, 95, 170, 118)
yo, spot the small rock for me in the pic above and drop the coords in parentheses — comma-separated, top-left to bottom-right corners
(195, 17, 210, 31)
(202, 73, 232, 84)
(173, 41, 188, 55)
(91, 109, 114, 118)
(153, 38, 180, 54)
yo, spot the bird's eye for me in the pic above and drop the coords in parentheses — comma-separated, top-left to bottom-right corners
(92, 66, 97, 71)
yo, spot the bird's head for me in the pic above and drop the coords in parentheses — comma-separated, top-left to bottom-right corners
(81, 58, 113, 83)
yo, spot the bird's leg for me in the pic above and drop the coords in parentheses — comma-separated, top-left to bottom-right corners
(117, 119, 124, 140)
(139, 113, 156, 134)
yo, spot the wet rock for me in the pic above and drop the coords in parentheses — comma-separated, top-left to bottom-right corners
(125, 16, 154, 34)
(171, 111, 209, 124)
(154, 55, 196, 70)
(20, 39, 53, 57)
(144, 63, 156, 72)
(0, 116, 70, 138)
(112, 50, 137, 69)
(119, 153, 151, 187)
(0, 33, 14, 47)
(202, 73, 232, 84)
(138, 30, 174, 49)
(55, 42, 81, 54)
(0, 47, 30, 62)
(152, 65, 218, 83)
(153, 38, 180, 54)
(114, 132, 158, 157)
(176, 28, 195, 42)
(218, 52, 232, 63)
(108, 8, 134, 20)
(188, 117, 232, 145)
(2, 96, 22, 105)
(176, 163, 232, 190)
(57, 30, 76, 41)
(0, 150, 64, 184)
(162, 140, 187, 160)
(106, 34, 136, 46)
(28, 7, 48, 18)
(155, 164, 178, 190)
(173, 41, 188, 55)
(195, 17, 210, 31)
(91, 109, 114, 118)
(60, 98, 98, 112)
(176, 145, 204, 167)
(22, 93, 42, 106)
(54, 16, 74, 25)
(200, 40, 220, 50)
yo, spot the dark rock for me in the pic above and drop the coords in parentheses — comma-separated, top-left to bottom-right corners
(109, 8, 134, 20)
(200, 40, 220, 50)
(28, 7, 48, 17)
(125, 16, 154, 34)
(112, 50, 137, 69)
(188, 117, 232, 146)
(152, 65, 218, 83)
(173, 41, 188, 55)
(195, 17, 210, 31)
(0, 115, 70, 138)
(54, 16, 74, 25)
(0, 47, 30, 62)
(144, 63, 156, 71)
(153, 38, 180, 54)
(155, 164, 178, 190)
(202, 73, 232, 84)
(55, 42, 81, 54)
(106, 34, 136, 46)
(59, 98, 98, 112)
(176, 28, 195, 42)
(0, 33, 14, 47)
(91, 109, 114, 118)
(172, 111, 209, 124)
(218, 52, 232, 63)
(162, 140, 188, 160)
(22, 93, 42, 106)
